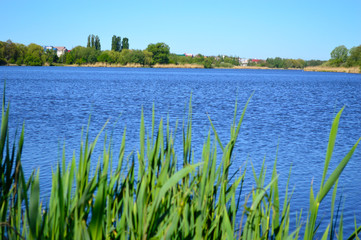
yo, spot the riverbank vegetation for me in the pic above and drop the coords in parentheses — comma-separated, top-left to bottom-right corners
(0, 37, 360, 72)
(1, 93, 361, 239)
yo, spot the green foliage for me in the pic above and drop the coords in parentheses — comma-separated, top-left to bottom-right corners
(0, 58, 6, 66)
(0, 40, 27, 65)
(87, 34, 101, 51)
(24, 43, 44, 66)
(306, 59, 326, 67)
(1, 90, 361, 239)
(266, 57, 306, 69)
(95, 35, 101, 51)
(111, 35, 121, 52)
(43, 49, 58, 65)
(108, 49, 152, 66)
(223, 55, 240, 66)
(146, 42, 170, 64)
(65, 52, 74, 64)
(218, 62, 234, 68)
(97, 51, 112, 63)
(203, 58, 213, 68)
(69, 46, 99, 64)
(346, 45, 361, 67)
(330, 45, 349, 65)
(24, 56, 42, 66)
(122, 37, 129, 50)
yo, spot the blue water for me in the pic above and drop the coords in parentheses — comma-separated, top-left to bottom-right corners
(1, 66, 361, 236)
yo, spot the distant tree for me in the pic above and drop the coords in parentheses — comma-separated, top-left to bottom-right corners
(70, 45, 100, 64)
(91, 35, 95, 49)
(146, 42, 170, 64)
(95, 35, 101, 51)
(43, 49, 58, 65)
(122, 38, 129, 50)
(203, 58, 213, 68)
(87, 35, 91, 48)
(143, 50, 153, 66)
(111, 35, 121, 51)
(3, 40, 20, 63)
(306, 59, 325, 67)
(129, 50, 145, 65)
(107, 50, 121, 63)
(346, 45, 361, 67)
(98, 51, 111, 62)
(330, 45, 348, 66)
(118, 49, 131, 65)
(66, 53, 74, 64)
(24, 43, 44, 66)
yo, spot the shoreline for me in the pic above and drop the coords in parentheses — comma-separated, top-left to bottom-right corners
(303, 66, 360, 74)
(3, 63, 360, 74)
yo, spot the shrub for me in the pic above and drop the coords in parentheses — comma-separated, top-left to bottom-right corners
(0, 58, 7, 66)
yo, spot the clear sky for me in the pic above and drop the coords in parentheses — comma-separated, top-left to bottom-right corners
(1, 0, 360, 60)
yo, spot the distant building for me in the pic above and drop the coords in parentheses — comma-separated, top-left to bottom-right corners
(184, 53, 193, 57)
(43, 46, 68, 57)
(54, 47, 67, 57)
(239, 58, 249, 66)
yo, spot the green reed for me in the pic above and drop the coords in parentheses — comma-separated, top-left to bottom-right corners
(0, 92, 360, 239)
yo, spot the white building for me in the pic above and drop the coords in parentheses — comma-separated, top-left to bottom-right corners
(239, 58, 249, 66)
(54, 47, 67, 57)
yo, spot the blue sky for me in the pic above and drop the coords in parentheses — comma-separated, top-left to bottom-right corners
(1, 0, 360, 60)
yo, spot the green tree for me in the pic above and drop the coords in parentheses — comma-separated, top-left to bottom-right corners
(91, 35, 95, 48)
(306, 59, 325, 67)
(203, 58, 213, 68)
(143, 50, 153, 66)
(95, 35, 101, 51)
(43, 49, 58, 65)
(66, 52, 74, 64)
(87, 35, 91, 48)
(330, 45, 348, 66)
(118, 49, 131, 65)
(346, 45, 361, 67)
(97, 51, 111, 62)
(3, 40, 20, 63)
(111, 35, 121, 51)
(24, 43, 44, 66)
(70, 45, 99, 64)
(107, 50, 121, 63)
(146, 42, 170, 64)
(122, 37, 129, 50)
(86, 34, 101, 50)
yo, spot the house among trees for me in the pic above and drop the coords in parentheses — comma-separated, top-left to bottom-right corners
(43, 46, 67, 57)
(54, 47, 67, 57)
(239, 58, 249, 66)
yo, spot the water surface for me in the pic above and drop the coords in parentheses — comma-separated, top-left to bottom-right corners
(1, 66, 361, 235)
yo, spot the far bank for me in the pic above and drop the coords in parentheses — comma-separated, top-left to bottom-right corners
(4, 63, 360, 74)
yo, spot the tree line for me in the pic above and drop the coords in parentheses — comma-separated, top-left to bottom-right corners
(0, 40, 61, 66)
(2, 36, 358, 69)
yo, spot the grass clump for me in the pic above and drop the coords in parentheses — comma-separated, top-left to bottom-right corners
(0, 93, 360, 239)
